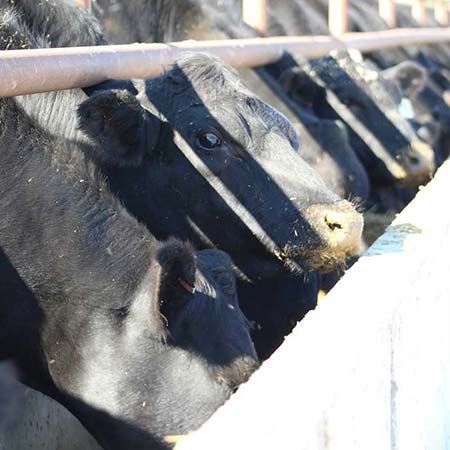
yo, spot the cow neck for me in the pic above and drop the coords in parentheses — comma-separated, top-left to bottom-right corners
(0, 98, 157, 307)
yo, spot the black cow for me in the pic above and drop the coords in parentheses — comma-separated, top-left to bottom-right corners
(0, 361, 22, 429)
(1, 2, 364, 359)
(261, 1, 435, 186)
(92, 0, 369, 354)
(78, 56, 363, 356)
(273, 50, 435, 189)
(79, 62, 363, 269)
(94, 0, 370, 203)
(381, 60, 450, 165)
(0, 0, 106, 47)
(256, 55, 370, 202)
(341, 0, 450, 167)
(0, 95, 259, 449)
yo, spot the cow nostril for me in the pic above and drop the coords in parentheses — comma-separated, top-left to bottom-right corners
(408, 154, 421, 166)
(301, 201, 364, 271)
(324, 215, 343, 232)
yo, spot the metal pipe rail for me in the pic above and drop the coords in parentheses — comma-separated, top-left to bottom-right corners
(1, 27, 450, 97)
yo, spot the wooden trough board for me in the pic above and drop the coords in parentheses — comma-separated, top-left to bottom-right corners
(2, 156, 449, 449)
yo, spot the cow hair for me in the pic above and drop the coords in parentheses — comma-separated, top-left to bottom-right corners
(7, 0, 107, 48)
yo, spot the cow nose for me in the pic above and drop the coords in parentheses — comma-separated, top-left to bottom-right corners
(432, 105, 450, 123)
(443, 90, 450, 107)
(402, 140, 435, 186)
(432, 108, 441, 121)
(303, 200, 364, 256)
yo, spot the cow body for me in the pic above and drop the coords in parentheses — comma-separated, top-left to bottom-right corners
(0, 95, 258, 449)
(78, 55, 364, 356)
(90, 0, 366, 356)
(0, 0, 106, 47)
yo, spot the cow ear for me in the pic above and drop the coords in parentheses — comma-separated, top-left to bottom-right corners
(77, 89, 160, 168)
(153, 239, 196, 327)
(278, 66, 307, 93)
(382, 62, 427, 97)
(278, 67, 325, 105)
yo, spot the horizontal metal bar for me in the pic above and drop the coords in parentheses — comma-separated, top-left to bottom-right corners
(394, 0, 450, 7)
(344, 27, 450, 51)
(0, 28, 449, 97)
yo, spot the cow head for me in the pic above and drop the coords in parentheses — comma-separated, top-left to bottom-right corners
(78, 53, 363, 279)
(277, 51, 435, 187)
(50, 240, 258, 447)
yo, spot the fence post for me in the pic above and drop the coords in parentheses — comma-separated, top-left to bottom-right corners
(242, 0, 267, 34)
(329, 0, 348, 36)
(412, 0, 427, 24)
(74, 0, 91, 11)
(379, 0, 396, 28)
(434, 0, 449, 26)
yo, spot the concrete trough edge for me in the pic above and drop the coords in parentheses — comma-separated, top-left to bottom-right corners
(174, 159, 450, 450)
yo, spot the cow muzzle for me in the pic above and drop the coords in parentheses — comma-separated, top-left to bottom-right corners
(276, 200, 364, 273)
(399, 140, 435, 186)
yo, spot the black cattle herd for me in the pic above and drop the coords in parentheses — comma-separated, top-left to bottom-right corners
(0, 1, 448, 449)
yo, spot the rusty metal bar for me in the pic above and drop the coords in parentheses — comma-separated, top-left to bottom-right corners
(329, 0, 349, 36)
(379, 0, 397, 27)
(242, 0, 267, 34)
(1, 28, 450, 97)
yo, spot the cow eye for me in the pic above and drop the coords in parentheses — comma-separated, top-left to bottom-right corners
(197, 130, 223, 150)
(343, 98, 364, 113)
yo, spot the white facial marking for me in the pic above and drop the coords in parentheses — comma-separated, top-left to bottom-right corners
(398, 97, 415, 120)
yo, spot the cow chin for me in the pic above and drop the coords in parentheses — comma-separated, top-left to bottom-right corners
(279, 247, 360, 274)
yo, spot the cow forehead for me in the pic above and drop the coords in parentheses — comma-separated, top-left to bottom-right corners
(167, 53, 255, 100)
(144, 55, 297, 143)
(331, 57, 379, 89)
(145, 77, 277, 132)
(313, 54, 399, 106)
(143, 62, 255, 120)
